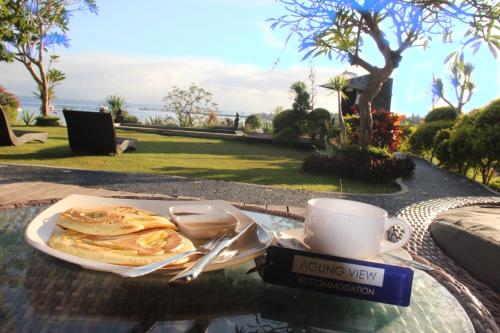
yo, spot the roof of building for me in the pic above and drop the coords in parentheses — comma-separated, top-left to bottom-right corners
(320, 74, 393, 91)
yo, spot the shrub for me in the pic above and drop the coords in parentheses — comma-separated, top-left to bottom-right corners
(306, 108, 330, 142)
(35, 116, 61, 126)
(475, 98, 500, 128)
(20, 110, 36, 126)
(245, 114, 261, 131)
(146, 115, 164, 125)
(400, 122, 416, 140)
(0, 85, 20, 125)
(371, 108, 404, 152)
(273, 127, 300, 144)
(303, 145, 415, 182)
(424, 106, 457, 123)
(344, 106, 403, 151)
(433, 129, 452, 167)
(261, 121, 273, 134)
(448, 124, 474, 173)
(290, 81, 310, 114)
(223, 117, 234, 127)
(398, 123, 416, 153)
(272, 109, 304, 137)
(472, 99, 500, 184)
(123, 113, 139, 124)
(327, 125, 341, 142)
(408, 120, 454, 158)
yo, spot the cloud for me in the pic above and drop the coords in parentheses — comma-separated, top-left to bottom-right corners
(257, 22, 285, 50)
(0, 52, 348, 114)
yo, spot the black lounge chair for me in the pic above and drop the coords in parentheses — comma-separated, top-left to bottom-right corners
(0, 105, 48, 146)
(63, 110, 137, 155)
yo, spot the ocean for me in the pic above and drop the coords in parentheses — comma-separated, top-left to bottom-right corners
(16, 96, 245, 125)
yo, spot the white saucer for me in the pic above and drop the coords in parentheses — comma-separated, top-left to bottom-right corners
(278, 228, 413, 265)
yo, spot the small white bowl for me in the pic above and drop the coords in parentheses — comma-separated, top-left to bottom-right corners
(169, 204, 239, 239)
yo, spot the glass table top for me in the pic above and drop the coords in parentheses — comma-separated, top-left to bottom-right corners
(0, 205, 474, 333)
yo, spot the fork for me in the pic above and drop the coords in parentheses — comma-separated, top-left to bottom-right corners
(110, 233, 229, 277)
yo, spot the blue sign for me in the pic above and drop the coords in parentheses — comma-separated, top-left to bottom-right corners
(262, 246, 413, 306)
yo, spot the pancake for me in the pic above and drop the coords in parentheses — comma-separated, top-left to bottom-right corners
(57, 206, 177, 236)
(48, 227, 195, 266)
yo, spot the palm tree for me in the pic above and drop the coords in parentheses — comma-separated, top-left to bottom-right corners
(46, 69, 65, 107)
(105, 95, 126, 118)
(33, 56, 66, 113)
(326, 75, 348, 144)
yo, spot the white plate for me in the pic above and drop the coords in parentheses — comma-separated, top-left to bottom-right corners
(279, 228, 413, 265)
(24, 194, 271, 275)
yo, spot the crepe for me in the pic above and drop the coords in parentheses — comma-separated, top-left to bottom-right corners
(56, 206, 177, 236)
(48, 227, 195, 266)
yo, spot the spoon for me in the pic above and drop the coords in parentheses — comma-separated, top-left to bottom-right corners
(272, 230, 433, 271)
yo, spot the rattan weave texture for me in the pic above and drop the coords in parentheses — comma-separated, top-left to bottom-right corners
(395, 196, 500, 333)
(3, 196, 497, 332)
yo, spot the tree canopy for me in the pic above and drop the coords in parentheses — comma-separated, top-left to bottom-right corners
(0, 0, 97, 117)
(163, 83, 218, 128)
(270, 0, 498, 147)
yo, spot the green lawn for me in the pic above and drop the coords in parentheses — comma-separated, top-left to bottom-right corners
(0, 126, 399, 193)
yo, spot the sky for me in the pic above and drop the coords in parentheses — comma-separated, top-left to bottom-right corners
(0, 0, 498, 116)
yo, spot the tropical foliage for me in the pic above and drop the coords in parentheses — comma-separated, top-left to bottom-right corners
(105, 95, 125, 116)
(270, 0, 499, 147)
(431, 58, 475, 114)
(146, 115, 164, 126)
(0, 84, 19, 124)
(290, 81, 310, 114)
(244, 114, 261, 131)
(410, 99, 499, 185)
(424, 106, 458, 123)
(323, 74, 348, 143)
(272, 81, 312, 143)
(408, 119, 454, 159)
(303, 145, 415, 182)
(306, 108, 330, 143)
(104, 95, 138, 124)
(345, 105, 404, 152)
(20, 110, 36, 126)
(272, 110, 301, 143)
(0, 0, 97, 117)
(33, 56, 65, 109)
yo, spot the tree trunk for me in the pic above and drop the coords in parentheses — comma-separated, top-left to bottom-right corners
(40, 83, 50, 117)
(358, 69, 392, 147)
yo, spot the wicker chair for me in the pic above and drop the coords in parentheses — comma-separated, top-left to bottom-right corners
(394, 196, 500, 333)
(63, 110, 137, 155)
(0, 106, 48, 146)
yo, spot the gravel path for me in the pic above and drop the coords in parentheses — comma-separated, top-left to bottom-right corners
(0, 158, 496, 214)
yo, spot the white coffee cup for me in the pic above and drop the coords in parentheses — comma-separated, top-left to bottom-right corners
(303, 198, 412, 259)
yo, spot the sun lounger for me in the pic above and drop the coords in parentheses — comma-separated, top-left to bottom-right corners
(0, 106, 48, 146)
(63, 110, 137, 155)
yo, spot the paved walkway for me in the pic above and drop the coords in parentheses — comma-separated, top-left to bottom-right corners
(0, 158, 496, 215)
